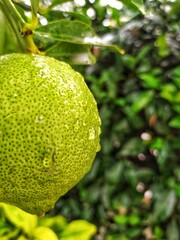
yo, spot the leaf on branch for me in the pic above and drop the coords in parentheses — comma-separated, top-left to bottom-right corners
(30, 0, 40, 16)
(120, 0, 145, 14)
(34, 20, 124, 64)
(46, 42, 96, 65)
(50, 0, 73, 8)
(43, 10, 92, 26)
(35, 20, 96, 44)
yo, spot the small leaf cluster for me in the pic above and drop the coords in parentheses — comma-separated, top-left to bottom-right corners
(49, 1, 179, 239)
(0, 0, 124, 64)
(0, 203, 96, 240)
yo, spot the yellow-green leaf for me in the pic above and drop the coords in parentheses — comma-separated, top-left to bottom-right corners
(33, 226, 59, 240)
(30, 0, 40, 16)
(0, 203, 38, 235)
(169, 116, 180, 128)
(131, 91, 154, 113)
(60, 220, 97, 240)
(39, 215, 67, 232)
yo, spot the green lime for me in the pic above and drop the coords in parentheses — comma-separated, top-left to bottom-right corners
(0, 53, 101, 215)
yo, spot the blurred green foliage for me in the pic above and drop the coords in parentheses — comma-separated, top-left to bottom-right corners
(0, 0, 180, 239)
(0, 203, 97, 240)
(48, 0, 180, 239)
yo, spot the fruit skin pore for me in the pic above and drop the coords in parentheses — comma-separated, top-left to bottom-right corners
(0, 53, 101, 215)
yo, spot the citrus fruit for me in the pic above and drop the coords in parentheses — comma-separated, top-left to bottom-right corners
(0, 53, 101, 215)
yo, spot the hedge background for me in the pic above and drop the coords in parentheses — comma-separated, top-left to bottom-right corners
(49, 1, 180, 239)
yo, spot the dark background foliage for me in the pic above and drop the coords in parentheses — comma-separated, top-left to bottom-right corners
(48, 0, 180, 239)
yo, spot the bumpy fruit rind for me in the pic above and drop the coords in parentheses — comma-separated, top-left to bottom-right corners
(0, 53, 101, 215)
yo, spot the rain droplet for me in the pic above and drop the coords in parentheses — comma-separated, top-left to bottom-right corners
(63, 100, 69, 105)
(43, 157, 52, 168)
(34, 115, 44, 124)
(39, 115, 44, 120)
(64, 124, 69, 129)
(98, 116, 101, 124)
(82, 121, 86, 126)
(59, 89, 66, 96)
(73, 120, 80, 132)
(96, 143, 101, 152)
(69, 82, 77, 93)
(88, 127, 95, 140)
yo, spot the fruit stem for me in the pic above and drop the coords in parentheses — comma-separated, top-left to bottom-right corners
(2, 0, 26, 27)
(25, 34, 44, 54)
(1, 0, 43, 54)
(0, 1, 27, 52)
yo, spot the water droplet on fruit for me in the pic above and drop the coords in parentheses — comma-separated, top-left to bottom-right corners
(63, 100, 67, 105)
(34, 115, 44, 124)
(73, 120, 80, 132)
(39, 115, 44, 120)
(64, 124, 69, 129)
(98, 127, 101, 135)
(69, 82, 77, 93)
(43, 157, 52, 168)
(96, 143, 101, 152)
(59, 89, 66, 96)
(88, 128, 95, 140)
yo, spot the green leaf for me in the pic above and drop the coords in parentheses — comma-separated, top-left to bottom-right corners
(175, 184, 180, 197)
(151, 137, 166, 150)
(43, 11, 92, 26)
(46, 42, 96, 65)
(169, 116, 180, 128)
(51, 0, 73, 8)
(127, 228, 142, 238)
(172, 66, 180, 88)
(166, 219, 180, 240)
(169, 1, 180, 16)
(173, 104, 180, 113)
(138, 73, 161, 89)
(60, 220, 97, 240)
(0, 11, 5, 55)
(30, 0, 40, 16)
(150, 191, 176, 223)
(39, 215, 67, 233)
(33, 226, 59, 240)
(17, 235, 28, 240)
(113, 215, 128, 225)
(154, 226, 164, 239)
(0, 228, 20, 240)
(120, 0, 144, 13)
(128, 214, 140, 226)
(157, 141, 170, 172)
(136, 45, 152, 63)
(35, 20, 95, 44)
(105, 162, 124, 184)
(134, 168, 154, 180)
(120, 138, 145, 157)
(155, 34, 169, 57)
(35, 20, 123, 55)
(0, 203, 38, 235)
(131, 91, 154, 113)
(160, 84, 180, 103)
